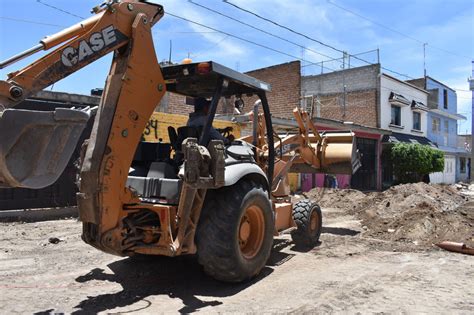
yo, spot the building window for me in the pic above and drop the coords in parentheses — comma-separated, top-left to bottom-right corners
(444, 120, 449, 134)
(443, 89, 448, 109)
(391, 105, 401, 126)
(302, 95, 314, 117)
(460, 157, 466, 174)
(413, 112, 421, 130)
(432, 117, 440, 133)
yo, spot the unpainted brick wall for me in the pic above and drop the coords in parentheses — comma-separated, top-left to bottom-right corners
(302, 64, 380, 128)
(317, 90, 378, 127)
(243, 61, 301, 119)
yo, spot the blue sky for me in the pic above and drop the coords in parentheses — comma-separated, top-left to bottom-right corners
(0, 0, 472, 132)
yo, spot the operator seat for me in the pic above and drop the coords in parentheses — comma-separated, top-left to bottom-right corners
(177, 126, 202, 148)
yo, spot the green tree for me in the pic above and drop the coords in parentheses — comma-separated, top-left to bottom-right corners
(391, 143, 444, 183)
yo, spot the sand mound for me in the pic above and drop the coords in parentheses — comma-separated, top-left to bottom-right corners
(301, 187, 366, 209)
(304, 183, 474, 248)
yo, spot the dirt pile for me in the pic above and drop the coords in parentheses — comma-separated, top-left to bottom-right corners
(300, 187, 366, 210)
(304, 183, 474, 248)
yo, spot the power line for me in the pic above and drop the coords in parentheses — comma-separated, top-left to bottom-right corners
(223, 0, 346, 55)
(191, 35, 229, 59)
(32, 0, 336, 71)
(0, 16, 65, 27)
(36, 0, 85, 20)
(31, 0, 468, 89)
(223, 0, 419, 80)
(155, 31, 219, 34)
(326, 0, 473, 60)
(188, 0, 337, 63)
(165, 11, 338, 72)
(222, 0, 474, 83)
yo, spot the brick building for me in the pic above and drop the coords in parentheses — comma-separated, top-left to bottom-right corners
(301, 64, 392, 190)
(301, 64, 380, 127)
(244, 61, 301, 118)
(157, 60, 302, 120)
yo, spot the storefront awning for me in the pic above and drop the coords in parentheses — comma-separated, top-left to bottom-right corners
(382, 132, 436, 147)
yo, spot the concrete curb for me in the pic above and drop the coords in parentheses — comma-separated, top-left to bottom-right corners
(0, 207, 78, 223)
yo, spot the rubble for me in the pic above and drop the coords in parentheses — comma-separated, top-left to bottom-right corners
(304, 183, 474, 249)
(48, 237, 62, 244)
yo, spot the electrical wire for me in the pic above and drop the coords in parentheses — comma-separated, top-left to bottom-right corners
(0, 16, 65, 28)
(223, 0, 473, 84)
(36, 0, 85, 20)
(223, 0, 345, 55)
(188, 0, 336, 63)
(26, 0, 474, 93)
(327, 0, 473, 60)
(165, 11, 338, 72)
(222, 0, 415, 79)
(190, 35, 229, 59)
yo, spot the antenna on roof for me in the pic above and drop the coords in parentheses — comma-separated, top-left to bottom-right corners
(423, 43, 427, 77)
(168, 40, 172, 63)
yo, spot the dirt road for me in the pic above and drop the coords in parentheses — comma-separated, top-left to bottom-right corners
(1, 206, 473, 314)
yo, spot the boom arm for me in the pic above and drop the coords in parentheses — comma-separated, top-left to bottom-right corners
(0, 0, 167, 252)
(0, 1, 163, 108)
(242, 106, 360, 195)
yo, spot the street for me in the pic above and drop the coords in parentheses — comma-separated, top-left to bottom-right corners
(1, 207, 472, 314)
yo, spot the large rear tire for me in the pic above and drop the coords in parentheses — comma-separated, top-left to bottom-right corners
(291, 199, 322, 248)
(196, 179, 273, 282)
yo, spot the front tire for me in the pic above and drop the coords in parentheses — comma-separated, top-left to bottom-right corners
(196, 179, 273, 282)
(291, 199, 322, 247)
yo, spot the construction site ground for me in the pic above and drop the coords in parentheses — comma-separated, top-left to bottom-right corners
(1, 183, 473, 314)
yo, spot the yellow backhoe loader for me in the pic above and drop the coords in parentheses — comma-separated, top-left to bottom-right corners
(0, 0, 359, 282)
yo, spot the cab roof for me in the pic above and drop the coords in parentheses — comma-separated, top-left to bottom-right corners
(161, 61, 271, 98)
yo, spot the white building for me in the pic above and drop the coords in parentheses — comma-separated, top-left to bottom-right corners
(380, 74, 434, 187)
(380, 74, 430, 138)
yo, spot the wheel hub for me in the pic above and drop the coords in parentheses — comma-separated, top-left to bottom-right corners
(239, 218, 251, 242)
(238, 205, 265, 259)
(310, 211, 319, 231)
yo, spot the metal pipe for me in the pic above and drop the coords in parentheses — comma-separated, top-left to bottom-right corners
(199, 77, 224, 146)
(0, 44, 44, 69)
(252, 100, 260, 147)
(258, 92, 274, 187)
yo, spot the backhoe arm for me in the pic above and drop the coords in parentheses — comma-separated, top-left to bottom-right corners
(0, 1, 167, 254)
(0, 0, 163, 108)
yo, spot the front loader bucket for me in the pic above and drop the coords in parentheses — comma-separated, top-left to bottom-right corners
(319, 131, 361, 175)
(0, 108, 90, 189)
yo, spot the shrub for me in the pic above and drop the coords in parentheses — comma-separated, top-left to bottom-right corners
(391, 143, 444, 183)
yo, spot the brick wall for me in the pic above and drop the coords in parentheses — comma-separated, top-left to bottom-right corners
(155, 61, 301, 136)
(302, 64, 380, 128)
(157, 92, 236, 116)
(317, 89, 378, 127)
(244, 61, 301, 119)
(157, 92, 192, 116)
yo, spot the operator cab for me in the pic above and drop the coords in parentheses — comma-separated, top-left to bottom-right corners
(127, 61, 274, 205)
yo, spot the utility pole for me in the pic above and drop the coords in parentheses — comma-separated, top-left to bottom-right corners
(168, 40, 172, 64)
(301, 46, 305, 76)
(342, 51, 348, 119)
(469, 60, 474, 183)
(423, 43, 427, 77)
